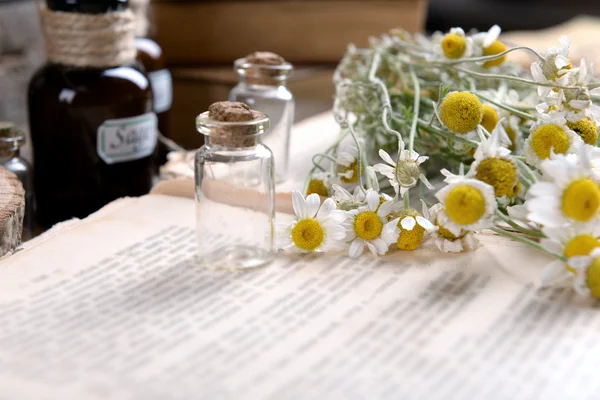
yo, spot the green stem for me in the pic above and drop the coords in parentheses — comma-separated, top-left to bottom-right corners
(495, 210, 544, 239)
(429, 46, 545, 65)
(454, 66, 583, 91)
(491, 226, 565, 262)
(417, 120, 480, 146)
(408, 66, 420, 153)
(475, 91, 537, 121)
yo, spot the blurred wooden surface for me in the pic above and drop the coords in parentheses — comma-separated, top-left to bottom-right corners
(151, 0, 428, 65)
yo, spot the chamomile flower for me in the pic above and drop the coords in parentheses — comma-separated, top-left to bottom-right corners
(538, 223, 600, 286)
(372, 141, 433, 197)
(343, 190, 399, 258)
(468, 123, 519, 197)
(481, 104, 500, 133)
(277, 191, 347, 252)
(435, 91, 483, 137)
(526, 145, 600, 227)
(435, 171, 497, 236)
(567, 117, 599, 145)
(336, 139, 360, 184)
(306, 171, 331, 197)
(569, 248, 600, 298)
(523, 115, 583, 167)
(386, 204, 437, 251)
(531, 36, 572, 97)
(439, 28, 473, 60)
(424, 203, 478, 253)
(331, 184, 366, 211)
(472, 25, 508, 68)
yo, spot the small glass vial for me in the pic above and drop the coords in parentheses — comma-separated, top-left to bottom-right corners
(229, 52, 294, 183)
(195, 102, 275, 269)
(0, 122, 34, 240)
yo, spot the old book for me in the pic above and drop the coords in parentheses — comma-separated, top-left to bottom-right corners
(150, 0, 428, 64)
(0, 112, 599, 398)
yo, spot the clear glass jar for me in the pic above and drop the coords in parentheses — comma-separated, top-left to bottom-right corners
(0, 122, 34, 240)
(195, 110, 275, 269)
(229, 55, 294, 183)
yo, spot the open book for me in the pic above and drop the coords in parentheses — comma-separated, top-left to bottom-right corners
(1, 113, 599, 399)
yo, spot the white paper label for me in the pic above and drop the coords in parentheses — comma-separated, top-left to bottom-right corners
(149, 69, 173, 113)
(97, 113, 158, 165)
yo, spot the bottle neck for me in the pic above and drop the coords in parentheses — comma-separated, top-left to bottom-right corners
(204, 136, 262, 148)
(0, 148, 20, 162)
(239, 75, 288, 87)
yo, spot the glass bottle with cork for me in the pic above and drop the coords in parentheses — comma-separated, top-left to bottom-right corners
(28, 0, 157, 228)
(0, 122, 34, 240)
(229, 52, 294, 183)
(195, 101, 275, 269)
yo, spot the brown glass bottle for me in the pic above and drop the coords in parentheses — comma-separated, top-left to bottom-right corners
(136, 37, 172, 165)
(28, 0, 156, 228)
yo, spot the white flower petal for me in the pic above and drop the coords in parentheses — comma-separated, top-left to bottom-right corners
(292, 191, 307, 219)
(377, 200, 394, 219)
(349, 238, 364, 258)
(401, 216, 416, 231)
(379, 149, 396, 166)
(568, 256, 593, 270)
(366, 190, 380, 211)
(416, 216, 436, 232)
(317, 198, 336, 220)
(540, 260, 568, 285)
(370, 238, 389, 255)
(305, 193, 321, 218)
(382, 218, 400, 244)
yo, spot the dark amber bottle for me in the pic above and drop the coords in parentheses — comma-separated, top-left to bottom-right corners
(28, 0, 156, 228)
(136, 37, 172, 165)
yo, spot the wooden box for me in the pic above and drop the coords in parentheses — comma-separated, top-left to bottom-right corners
(151, 0, 429, 65)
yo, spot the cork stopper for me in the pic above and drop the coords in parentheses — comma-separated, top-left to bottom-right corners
(245, 52, 286, 66)
(235, 51, 293, 85)
(0, 122, 15, 135)
(0, 122, 23, 153)
(197, 101, 269, 148)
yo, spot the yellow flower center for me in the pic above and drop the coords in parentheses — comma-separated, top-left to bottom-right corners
(439, 92, 483, 134)
(561, 179, 600, 222)
(445, 184, 486, 225)
(508, 181, 521, 199)
(307, 179, 328, 197)
(397, 222, 426, 251)
(291, 218, 325, 251)
(505, 125, 518, 152)
(441, 33, 467, 59)
(481, 105, 499, 133)
(482, 40, 508, 68)
(435, 217, 466, 241)
(530, 124, 569, 160)
(339, 160, 359, 184)
(564, 234, 600, 273)
(567, 118, 598, 145)
(586, 257, 600, 298)
(475, 157, 518, 197)
(354, 211, 383, 240)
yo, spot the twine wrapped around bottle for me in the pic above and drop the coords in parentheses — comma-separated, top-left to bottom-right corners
(38, 3, 137, 68)
(128, 0, 150, 37)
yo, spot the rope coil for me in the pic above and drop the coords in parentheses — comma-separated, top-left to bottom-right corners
(39, 4, 137, 68)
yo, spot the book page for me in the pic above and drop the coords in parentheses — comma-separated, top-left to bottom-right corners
(0, 195, 599, 399)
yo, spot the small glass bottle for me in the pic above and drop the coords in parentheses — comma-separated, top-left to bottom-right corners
(195, 102, 275, 269)
(229, 52, 294, 183)
(0, 122, 34, 240)
(28, 0, 156, 228)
